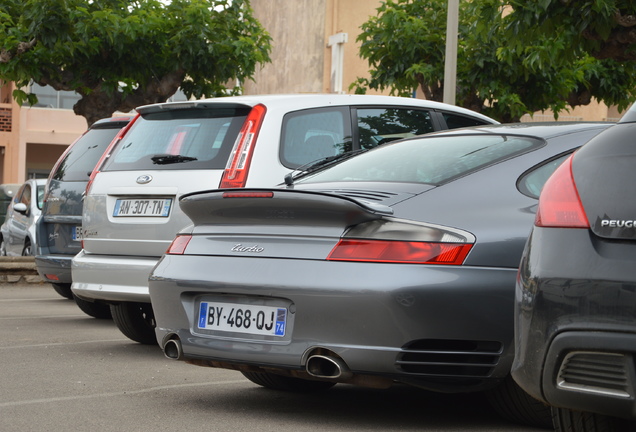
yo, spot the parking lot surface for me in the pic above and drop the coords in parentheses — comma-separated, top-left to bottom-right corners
(0, 283, 545, 431)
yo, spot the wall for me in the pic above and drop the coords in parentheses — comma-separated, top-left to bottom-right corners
(245, 0, 385, 96)
(245, 0, 327, 94)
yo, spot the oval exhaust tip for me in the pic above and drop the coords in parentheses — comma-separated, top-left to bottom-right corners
(306, 355, 352, 380)
(163, 338, 182, 360)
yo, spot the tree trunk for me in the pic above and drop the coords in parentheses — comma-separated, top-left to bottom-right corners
(73, 70, 186, 126)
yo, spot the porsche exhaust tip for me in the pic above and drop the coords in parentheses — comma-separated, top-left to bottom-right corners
(163, 335, 183, 360)
(306, 354, 352, 380)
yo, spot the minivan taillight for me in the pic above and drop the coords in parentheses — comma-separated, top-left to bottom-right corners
(535, 155, 589, 228)
(219, 104, 267, 188)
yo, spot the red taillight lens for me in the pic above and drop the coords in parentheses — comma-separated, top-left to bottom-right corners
(219, 104, 267, 189)
(166, 235, 192, 255)
(327, 239, 473, 265)
(535, 155, 589, 228)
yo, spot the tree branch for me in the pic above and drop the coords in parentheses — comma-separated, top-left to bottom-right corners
(615, 10, 636, 28)
(0, 39, 37, 63)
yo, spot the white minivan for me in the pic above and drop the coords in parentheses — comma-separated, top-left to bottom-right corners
(71, 94, 497, 344)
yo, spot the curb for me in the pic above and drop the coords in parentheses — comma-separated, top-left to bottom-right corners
(0, 257, 44, 284)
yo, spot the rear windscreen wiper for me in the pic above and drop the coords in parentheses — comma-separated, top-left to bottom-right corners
(151, 154, 198, 164)
(284, 149, 368, 186)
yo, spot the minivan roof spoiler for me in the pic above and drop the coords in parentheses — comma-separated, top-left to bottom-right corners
(137, 100, 253, 114)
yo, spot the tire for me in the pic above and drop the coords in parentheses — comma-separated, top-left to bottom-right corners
(486, 375, 553, 429)
(0, 236, 6, 256)
(74, 295, 112, 319)
(553, 407, 636, 432)
(110, 302, 157, 345)
(241, 371, 336, 392)
(21, 239, 32, 256)
(51, 283, 73, 300)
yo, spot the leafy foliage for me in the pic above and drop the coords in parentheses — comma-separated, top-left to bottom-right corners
(0, 0, 272, 125)
(353, 0, 636, 122)
(502, 0, 636, 62)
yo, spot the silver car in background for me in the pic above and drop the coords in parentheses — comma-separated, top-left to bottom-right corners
(0, 178, 46, 256)
(71, 94, 497, 345)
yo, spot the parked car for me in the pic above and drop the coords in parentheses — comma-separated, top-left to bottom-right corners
(0, 179, 46, 256)
(512, 109, 636, 431)
(35, 116, 132, 304)
(0, 183, 21, 223)
(70, 94, 498, 344)
(148, 122, 613, 429)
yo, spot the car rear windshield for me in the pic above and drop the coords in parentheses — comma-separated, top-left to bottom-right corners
(102, 108, 250, 171)
(298, 134, 544, 185)
(52, 128, 122, 181)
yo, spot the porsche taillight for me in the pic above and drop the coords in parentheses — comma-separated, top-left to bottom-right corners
(327, 220, 474, 265)
(327, 239, 472, 265)
(166, 235, 192, 255)
(535, 155, 589, 228)
(219, 104, 267, 189)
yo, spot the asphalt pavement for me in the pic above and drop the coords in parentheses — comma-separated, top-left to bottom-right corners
(0, 283, 548, 432)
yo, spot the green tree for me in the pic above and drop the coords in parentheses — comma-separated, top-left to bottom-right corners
(502, 0, 636, 63)
(0, 0, 271, 125)
(353, 0, 636, 122)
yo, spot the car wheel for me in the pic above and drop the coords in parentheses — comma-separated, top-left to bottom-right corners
(110, 302, 157, 345)
(241, 371, 336, 392)
(51, 283, 73, 300)
(553, 407, 636, 432)
(0, 236, 6, 256)
(73, 295, 112, 319)
(21, 240, 32, 256)
(485, 375, 552, 429)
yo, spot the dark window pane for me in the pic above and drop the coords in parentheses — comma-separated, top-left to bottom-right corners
(357, 108, 434, 149)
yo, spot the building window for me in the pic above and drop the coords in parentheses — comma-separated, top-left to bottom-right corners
(26, 84, 188, 109)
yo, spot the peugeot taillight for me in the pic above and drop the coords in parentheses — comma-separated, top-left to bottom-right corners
(166, 235, 192, 255)
(219, 104, 267, 188)
(535, 155, 589, 228)
(327, 219, 474, 265)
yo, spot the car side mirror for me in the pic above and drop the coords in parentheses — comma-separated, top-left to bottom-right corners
(13, 203, 28, 215)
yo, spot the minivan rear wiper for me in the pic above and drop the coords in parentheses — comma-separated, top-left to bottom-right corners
(284, 149, 368, 186)
(151, 154, 198, 164)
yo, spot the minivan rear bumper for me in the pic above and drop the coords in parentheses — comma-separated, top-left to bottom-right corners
(34, 254, 73, 284)
(71, 249, 156, 303)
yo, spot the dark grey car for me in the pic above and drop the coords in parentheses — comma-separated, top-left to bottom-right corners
(35, 116, 131, 303)
(148, 122, 612, 429)
(512, 108, 636, 431)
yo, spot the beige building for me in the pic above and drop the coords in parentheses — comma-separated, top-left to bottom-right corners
(0, 0, 621, 184)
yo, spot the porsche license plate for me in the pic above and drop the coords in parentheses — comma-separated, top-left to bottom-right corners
(197, 301, 287, 337)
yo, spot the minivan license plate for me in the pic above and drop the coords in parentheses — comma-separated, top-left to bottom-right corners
(113, 198, 172, 217)
(198, 301, 287, 337)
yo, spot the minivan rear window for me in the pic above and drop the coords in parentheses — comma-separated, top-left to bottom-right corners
(53, 128, 122, 181)
(102, 108, 249, 171)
